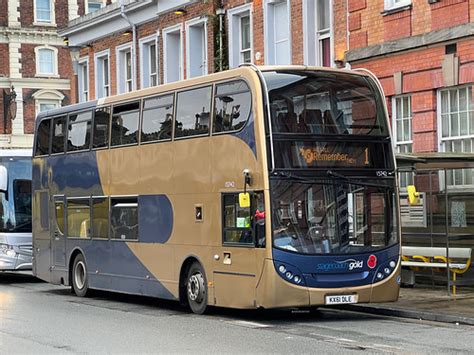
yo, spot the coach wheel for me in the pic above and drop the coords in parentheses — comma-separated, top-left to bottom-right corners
(186, 262, 208, 314)
(72, 253, 89, 297)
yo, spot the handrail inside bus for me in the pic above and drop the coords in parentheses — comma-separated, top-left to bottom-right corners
(239, 63, 275, 173)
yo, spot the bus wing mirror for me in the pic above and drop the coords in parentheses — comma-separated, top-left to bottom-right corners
(0, 166, 7, 193)
(407, 185, 420, 206)
(239, 192, 251, 208)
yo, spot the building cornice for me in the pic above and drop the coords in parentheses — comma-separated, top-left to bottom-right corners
(0, 77, 71, 90)
(0, 27, 65, 45)
(346, 23, 474, 63)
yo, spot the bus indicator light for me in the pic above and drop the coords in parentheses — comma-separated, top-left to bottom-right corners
(367, 255, 377, 269)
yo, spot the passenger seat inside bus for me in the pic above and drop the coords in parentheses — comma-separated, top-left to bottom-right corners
(300, 109, 323, 134)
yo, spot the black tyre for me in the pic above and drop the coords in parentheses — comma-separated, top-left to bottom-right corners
(72, 253, 89, 297)
(186, 262, 208, 314)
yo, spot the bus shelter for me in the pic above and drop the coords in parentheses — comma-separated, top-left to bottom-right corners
(396, 152, 474, 296)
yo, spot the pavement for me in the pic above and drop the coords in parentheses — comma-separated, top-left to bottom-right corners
(338, 285, 474, 326)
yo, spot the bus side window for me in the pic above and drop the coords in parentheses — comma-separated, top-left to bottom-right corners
(93, 107, 111, 149)
(141, 93, 174, 143)
(67, 198, 91, 238)
(175, 86, 212, 138)
(67, 111, 92, 152)
(111, 101, 140, 147)
(213, 80, 251, 133)
(51, 116, 67, 154)
(110, 197, 138, 240)
(35, 119, 51, 156)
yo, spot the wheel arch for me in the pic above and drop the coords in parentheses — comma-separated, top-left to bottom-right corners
(68, 247, 86, 287)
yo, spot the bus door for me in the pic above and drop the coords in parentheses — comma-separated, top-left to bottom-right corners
(51, 195, 66, 267)
(212, 192, 265, 308)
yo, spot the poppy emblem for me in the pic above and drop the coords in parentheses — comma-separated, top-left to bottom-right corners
(367, 255, 377, 269)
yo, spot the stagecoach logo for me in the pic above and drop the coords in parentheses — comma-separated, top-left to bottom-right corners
(316, 259, 364, 272)
(299, 147, 356, 165)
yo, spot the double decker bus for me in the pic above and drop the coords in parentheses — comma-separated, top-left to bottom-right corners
(32, 66, 400, 313)
(0, 149, 32, 271)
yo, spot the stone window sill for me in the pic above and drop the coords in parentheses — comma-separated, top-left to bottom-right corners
(381, 5, 412, 16)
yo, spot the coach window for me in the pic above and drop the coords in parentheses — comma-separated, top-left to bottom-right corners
(141, 93, 174, 142)
(92, 197, 109, 239)
(175, 86, 212, 138)
(67, 111, 92, 152)
(92, 107, 110, 149)
(214, 81, 251, 133)
(67, 198, 91, 239)
(111, 101, 140, 146)
(222, 192, 265, 246)
(35, 119, 51, 156)
(110, 197, 138, 240)
(51, 116, 66, 154)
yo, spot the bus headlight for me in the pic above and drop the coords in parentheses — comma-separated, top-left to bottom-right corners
(0, 244, 16, 257)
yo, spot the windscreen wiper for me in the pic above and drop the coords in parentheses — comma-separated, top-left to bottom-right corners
(326, 170, 391, 188)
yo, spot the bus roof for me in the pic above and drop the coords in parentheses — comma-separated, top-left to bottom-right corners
(0, 149, 32, 157)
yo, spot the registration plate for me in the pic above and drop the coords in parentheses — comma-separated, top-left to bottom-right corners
(325, 294, 358, 305)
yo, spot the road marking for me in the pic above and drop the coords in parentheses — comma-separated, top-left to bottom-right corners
(228, 320, 272, 328)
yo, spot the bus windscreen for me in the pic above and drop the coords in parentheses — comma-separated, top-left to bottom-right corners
(263, 70, 389, 136)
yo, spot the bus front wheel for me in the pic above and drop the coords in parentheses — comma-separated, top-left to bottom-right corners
(186, 262, 208, 314)
(72, 253, 89, 297)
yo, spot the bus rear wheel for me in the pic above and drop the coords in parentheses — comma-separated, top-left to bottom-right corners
(186, 262, 208, 314)
(72, 253, 89, 297)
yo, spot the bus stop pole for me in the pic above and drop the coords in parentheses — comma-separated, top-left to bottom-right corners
(444, 168, 451, 297)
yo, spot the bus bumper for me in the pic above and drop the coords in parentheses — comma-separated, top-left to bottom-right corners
(0, 246, 33, 271)
(256, 259, 400, 309)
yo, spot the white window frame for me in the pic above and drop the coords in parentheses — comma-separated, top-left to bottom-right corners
(185, 17, 208, 78)
(35, 46, 58, 77)
(384, 0, 412, 11)
(140, 34, 159, 89)
(32, 89, 64, 117)
(85, 0, 105, 14)
(302, 0, 334, 67)
(227, 4, 253, 68)
(77, 57, 89, 103)
(116, 42, 134, 94)
(437, 85, 474, 188)
(162, 24, 184, 83)
(263, 0, 292, 65)
(94, 49, 110, 99)
(392, 95, 413, 189)
(34, 0, 56, 26)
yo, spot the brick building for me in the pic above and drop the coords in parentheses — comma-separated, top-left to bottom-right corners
(341, 0, 474, 188)
(61, 0, 335, 102)
(0, 0, 115, 149)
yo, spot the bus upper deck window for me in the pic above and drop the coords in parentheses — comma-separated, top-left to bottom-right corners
(93, 107, 111, 149)
(35, 119, 51, 156)
(111, 101, 140, 147)
(213, 80, 251, 133)
(141, 94, 174, 143)
(51, 116, 67, 154)
(67, 111, 92, 152)
(175, 86, 212, 138)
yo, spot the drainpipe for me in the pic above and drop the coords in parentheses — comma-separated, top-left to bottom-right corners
(120, 1, 137, 90)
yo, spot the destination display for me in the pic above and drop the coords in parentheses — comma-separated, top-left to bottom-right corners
(273, 140, 390, 169)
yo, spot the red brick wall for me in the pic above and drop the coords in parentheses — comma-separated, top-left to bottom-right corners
(20, 0, 34, 27)
(0, 1, 8, 26)
(0, 44, 9, 76)
(431, 0, 469, 31)
(383, 9, 411, 42)
(342, 0, 473, 51)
